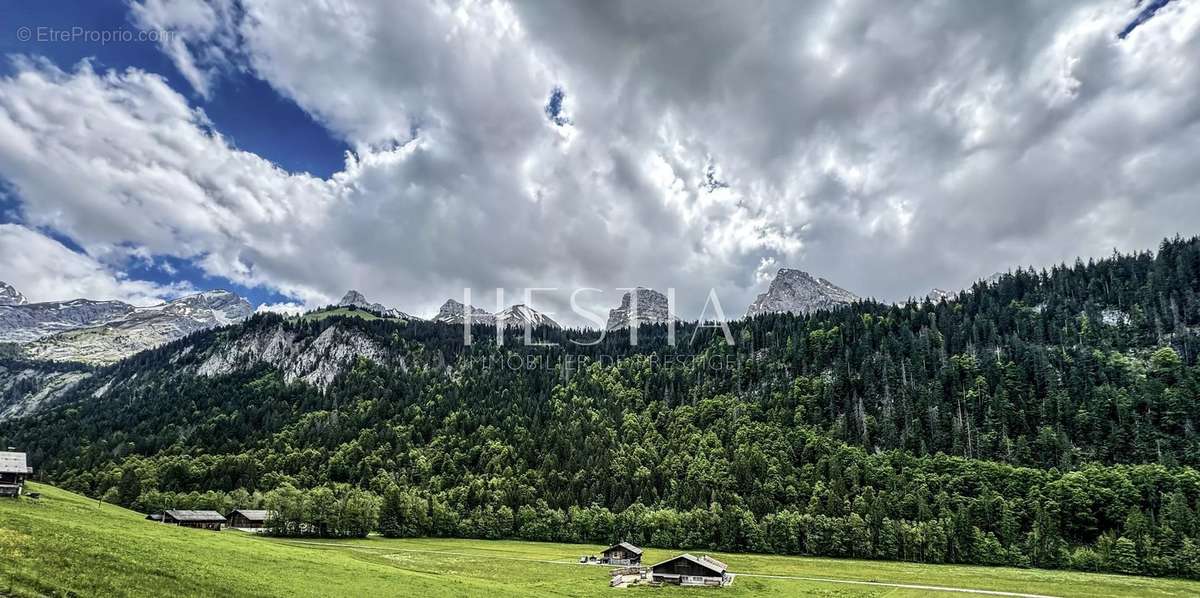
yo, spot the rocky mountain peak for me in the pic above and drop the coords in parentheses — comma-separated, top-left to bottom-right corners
(927, 288, 955, 302)
(338, 290, 369, 306)
(161, 290, 253, 323)
(0, 281, 27, 306)
(746, 268, 857, 317)
(434, 299, 496, 325)
(337, 289, 387, 313)
(0, 288, 255, 364)
(606, 287, 674, 330)
(496, 304, 560, 329)
(335, 289, 419, 320)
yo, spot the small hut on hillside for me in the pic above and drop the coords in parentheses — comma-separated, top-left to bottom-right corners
(226, 509, 271, 530)
(650, 553, 730, 587)
(0, 451, 32, 497)
(601, 542, 643, 565)
(161, 510, 226, 530)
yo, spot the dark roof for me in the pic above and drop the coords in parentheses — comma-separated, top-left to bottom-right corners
(650, 553, 727, 575)
(164, 509, 226, 523)
(228, 509, 271, 522)
(0, 451, 30, 474)
(602, 542, 643, 556)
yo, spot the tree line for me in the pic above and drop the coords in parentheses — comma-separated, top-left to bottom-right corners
(5, 235, 1200, 578)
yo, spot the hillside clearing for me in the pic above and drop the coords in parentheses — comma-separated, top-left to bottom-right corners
(298, 307, 393, 322)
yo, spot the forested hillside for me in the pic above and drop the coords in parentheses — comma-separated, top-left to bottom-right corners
(4, 236, 1200, 578)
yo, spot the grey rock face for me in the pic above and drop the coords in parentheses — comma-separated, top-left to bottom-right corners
(2, 290, 253, 365)
(1101, 308, 1130, 326)
(0, 281, 26, 306)
(338, 290, 370, 307)
(923, 273, 1005, 304)
(0, 363, 91, 421)
(197, 323, 396, 390)
(927, 288, 955, 302)
(606, 287, 674, 330)
(495, 304, 560, 329)
(433, 299, 496, 326)
(746, 269, 857, 317)
(0, 299, 135, 344)
(337, 289, 420, 320)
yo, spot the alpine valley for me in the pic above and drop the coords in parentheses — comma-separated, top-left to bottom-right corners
(5, 236, 1200, 581)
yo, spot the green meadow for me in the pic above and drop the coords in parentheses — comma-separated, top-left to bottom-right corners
(2, 484, 1198, 598)
(298, 306, 392, 322)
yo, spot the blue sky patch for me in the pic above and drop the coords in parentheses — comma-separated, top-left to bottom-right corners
(544, 86, 570, 126)
(1119, 0, 1173, 39)
(1, 0, 346, 306)
(122, 253, 293, 307)
(2, 0, 348, 178)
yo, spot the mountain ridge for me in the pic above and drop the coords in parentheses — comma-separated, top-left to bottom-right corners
(746, 268, 858, 317)
(605, 287, 675, 330)
(337, 289, 421, 320)
(0, 285, 253, 364)
(5, 235, 1200, 581)
(0, 281, 27, 306)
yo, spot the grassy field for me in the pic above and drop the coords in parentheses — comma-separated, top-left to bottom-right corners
(2, 484, 1199, 597)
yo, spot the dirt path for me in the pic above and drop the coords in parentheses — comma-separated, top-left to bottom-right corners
(271, 539, 1063, 598)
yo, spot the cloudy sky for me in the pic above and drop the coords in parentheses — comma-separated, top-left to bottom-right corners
(0, 0, 1197, 324)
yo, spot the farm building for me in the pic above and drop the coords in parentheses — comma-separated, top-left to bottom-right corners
(650, 553, 730, 587)
(161, 510, 226, 530)
(226, 509, 271, 530)
(601, 542, 643, 565)
(0, 451, 32, 497)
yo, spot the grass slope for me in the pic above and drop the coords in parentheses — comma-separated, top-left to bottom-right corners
(2, 484, 1199, 597)
(298, 307, 391, 322)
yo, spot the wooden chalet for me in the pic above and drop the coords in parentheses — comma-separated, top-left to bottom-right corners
(226, 509, 271, 530)
(161, 509, 226, 530)
(0, 451, 32, 497)
(650, 553, 730, 587)
(601, 542, 643, 565)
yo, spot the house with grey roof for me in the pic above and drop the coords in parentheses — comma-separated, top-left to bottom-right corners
(0, 451, 32, 497)
(161, 509, 226, 531)
(601, 542, 644, 565)
(650, 553, 731, 587)
(226, 509, 272, 530)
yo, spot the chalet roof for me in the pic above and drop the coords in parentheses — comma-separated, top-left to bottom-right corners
(164, 509, 226, 523)
(0, 452, 30, 474)
(228, 509, 271, 522)
(699, 555, 728, 571)
(602, 542, 643, 556)
(650, 553, 727, 575)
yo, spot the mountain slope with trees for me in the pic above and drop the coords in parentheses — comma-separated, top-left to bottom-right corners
(4, 236, 1200, 578)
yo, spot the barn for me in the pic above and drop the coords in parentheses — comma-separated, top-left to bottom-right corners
(161, 510, 226, 530)
(226, 509, 271, 530)
(0, 451, 32, 497)
(601, 542, 643, 565)
(650, 553, 730, 587)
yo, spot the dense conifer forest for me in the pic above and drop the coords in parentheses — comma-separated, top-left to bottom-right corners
(6, 236, 1200, 577)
